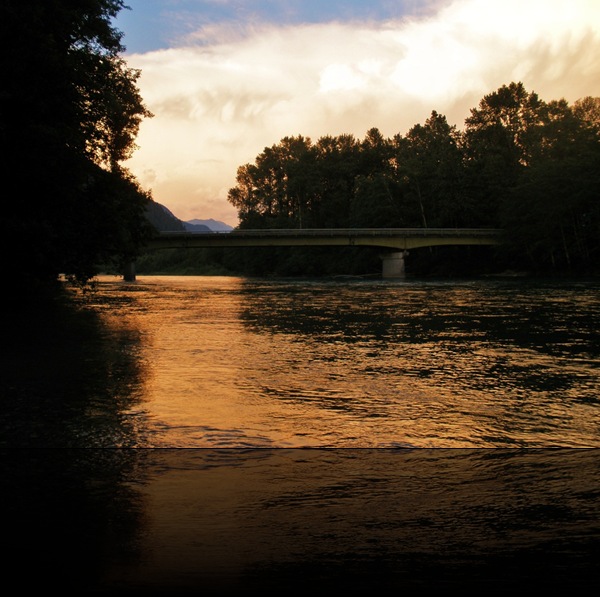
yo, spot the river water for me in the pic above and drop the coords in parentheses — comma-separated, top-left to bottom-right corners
(63, 275, 600, 448)
(3, 275, 600, 592)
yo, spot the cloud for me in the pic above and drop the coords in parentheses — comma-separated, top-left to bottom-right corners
(123, 0, 600, 224)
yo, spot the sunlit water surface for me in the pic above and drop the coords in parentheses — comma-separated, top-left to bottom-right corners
(78, 275, 600, 448)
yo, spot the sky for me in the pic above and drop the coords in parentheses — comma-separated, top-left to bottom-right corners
(114, 0, 600, 226)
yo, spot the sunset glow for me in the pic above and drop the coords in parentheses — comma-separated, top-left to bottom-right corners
(117, 0, 600, 224)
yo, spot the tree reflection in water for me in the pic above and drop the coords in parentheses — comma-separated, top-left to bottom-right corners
(1, 291, 151, 448)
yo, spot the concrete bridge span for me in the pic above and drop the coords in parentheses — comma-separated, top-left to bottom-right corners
(126, 228, 503, 280)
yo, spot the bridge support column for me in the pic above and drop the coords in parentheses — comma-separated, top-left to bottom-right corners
(123, 261, 136, 282)
(380, 251, 407, 278)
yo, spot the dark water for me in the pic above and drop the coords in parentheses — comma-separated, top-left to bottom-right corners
(4, 448, 600, 593)
(2, 275, 599, 591)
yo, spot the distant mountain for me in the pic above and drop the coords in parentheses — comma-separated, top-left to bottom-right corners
(145, 201, 233, 233)
(145, 200, 186, 232)
(184, 218, 233, 232)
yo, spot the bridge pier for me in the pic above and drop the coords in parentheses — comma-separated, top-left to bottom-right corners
(380, 251, 407, 278)
(123, 261, 136, 282)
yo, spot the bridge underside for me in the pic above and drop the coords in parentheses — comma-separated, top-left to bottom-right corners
(130, 229, 502, 281)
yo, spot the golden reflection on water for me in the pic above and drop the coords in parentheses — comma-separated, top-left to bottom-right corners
(89, 275, 600, 448)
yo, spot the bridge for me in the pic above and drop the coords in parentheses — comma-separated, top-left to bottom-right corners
(127, 228, 503, 280)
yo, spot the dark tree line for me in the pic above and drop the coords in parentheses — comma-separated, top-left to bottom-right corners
(227, 83, 600, 276)
(1, 0, 154, 302)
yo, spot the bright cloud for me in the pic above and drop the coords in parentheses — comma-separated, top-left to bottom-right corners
(122, 0, 600, 225)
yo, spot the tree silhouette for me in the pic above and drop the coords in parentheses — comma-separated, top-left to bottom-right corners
(0, 0, 153, 299)
(226, 83, 599, 276)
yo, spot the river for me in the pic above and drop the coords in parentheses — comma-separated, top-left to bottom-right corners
(3, 275, 599, 592)
(48, 274, 600, 448)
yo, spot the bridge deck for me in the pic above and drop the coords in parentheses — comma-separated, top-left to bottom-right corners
(147, 228, 503, 251)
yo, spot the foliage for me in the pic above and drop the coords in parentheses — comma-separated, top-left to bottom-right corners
(133, 248, 234, 276)
(227, 83, 600, 277)
(501, 97, 600, 271)
(0, 0, 153, 297)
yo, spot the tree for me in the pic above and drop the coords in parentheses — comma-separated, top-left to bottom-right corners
(502, 97, 600, 272)
(573, 96, 600, 133)
(225, 83, 599, 277)
(228, 133, 363, 230)
(0, 0, 153, 297)
(312, 134, 361, 227)
(393, 111, 465, 228)
(462, 82, 547, 225)
(227, 136, 316, 229)
(350, 128, 402, 227)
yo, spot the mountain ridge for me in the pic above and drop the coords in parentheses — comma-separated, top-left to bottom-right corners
(184, 218, 233, 232)
(145, 200, 233, 232)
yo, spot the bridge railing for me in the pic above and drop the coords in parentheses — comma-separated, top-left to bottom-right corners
(159, 228, 503, 238)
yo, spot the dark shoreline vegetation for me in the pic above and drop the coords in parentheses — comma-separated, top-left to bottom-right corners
(1, 1, 153, 307)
